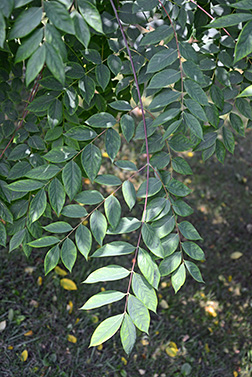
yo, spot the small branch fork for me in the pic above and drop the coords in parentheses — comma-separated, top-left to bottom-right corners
(110, 0, 151, 314)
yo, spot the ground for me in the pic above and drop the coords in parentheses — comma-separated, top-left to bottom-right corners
(1, 130, 252, 377)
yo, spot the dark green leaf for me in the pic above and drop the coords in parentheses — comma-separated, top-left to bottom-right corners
(44, 146, 76, 163)
(29, 188, 46, 224)
(182, 242, 205, 261)
(0, 222, 7, 247)
(107, 217, 141, 235)
(75, 190, 104, 205)
(81, 291, 125, 310)
(215, 139, 226, 164)
(142, 223, 164, 258)
(61, 204, 87, 218)
(43, 222, 72, 233)
(128, 295, 150, 334)
(92, 241, 135, 257)
(173, 199, 193, 217)
(62, 160, 82, 201)
(184, 79, 208, 106)
(45, 43, 65, 85)
(172, 157, 193, 175)
(78, 0, 103, 34)
(78, 75, 95, 105)
(167, 179, 192, 197)
(104, 195, 121, 229)
(83, 265, 129, 283)
(184, 98, 208, 122)
(159, 251, 182, 276)
(137, 178, 162, 198)
(210, 85, 224, 110)
(44, 245, 60, 275)
(28, 236, 59, 248)
(8, 179, 44, 192)
(147, 48, 177, 73)
(208, 13, 252, 28)
(72, 11, 90, 48)
(95, 175, 121, 186)
(145, 197, 167, 222)
(122, 181, 136, 210)
(152, 108, 181, 127)
(147, 69, 181, 89)
(140, 24, 173, 46)
(86, 112, 116, 128)
(15, 28, 43, 63)
(65, 126, 96, 141)
(26, 44, 46, 86)
(48, 178, 65, 216)
(171, 263, 186, 293)
(90, 314, 123, 347)
(115, 160, 137, 171)
(120, 114, 135, 142)
(132, 273, 157, 312)
(184, 260, 204, 283)
(9, 229, 26, 252)
(222, 127, 235, 154)
(44, 1, 74, 34)
(235, 98, 252, 119)
(109, 100, 132, 111)
(149, 89, 181, 112)
(183, 60, 206, 85)
(230, 113, 245, 136)
(151, 215, 175, 239)
(81, 144, 102, 182)
(108, 54, 122, 75)
(184, 112, 203, 139)
(105, 128, 121, 162)
(161, 233, 179, 257)
(194, 132, 217, 151)
(90, 210, 107, 245)
(0, 200, 13, 224)
(48, 99, 63, 128)
(120, 313, 136, 355)
(9, 7, 42, 40)
(75, 224, 92, 260)
(95, 64, 110, 91)
(138, 247, 160, 289)
(178, 221, 202, 240)
(61, 238, 77, 272)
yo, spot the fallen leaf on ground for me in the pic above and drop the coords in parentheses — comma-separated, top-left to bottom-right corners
(20, 349, 28, 362)
(165, 341, 178, 357)
(24, 330, 33, 336)
(67, 334, 77, 343)
(55, 266, 68, 276)
(0, 321, 6, 331)
(60, 278, 77, 290)
(230, 252, 243, 260)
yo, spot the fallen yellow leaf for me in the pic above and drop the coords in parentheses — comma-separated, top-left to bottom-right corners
(160, 299, 169, 309)
(67, 301, 73, 314)
(205, 343, 210, 353)
(205, 305, 217, 317)
(228, 275, 233, 282)
(97, 344, 103, 351)
(24, 330, 33, 337)
(37, 276, 42, 286)
(233, 372, 238, 377)
(55, 266, 68, 276)
(8, 346, 13, 350)
(20, 349, 28, 362)
(141, 339, 149, 346)
(67, 334, 77, 343)
(91, 315, 99, 324)
(82, 220, 88, 226)
(187, 151, 194, 157)
(60, 278, 77, 291)
(75, 318, 80, 325)
(165, 341, 178, 357)
(121, 356, 127, 365)
(102, 152, 109, 158)
(230, 252, 243, 260)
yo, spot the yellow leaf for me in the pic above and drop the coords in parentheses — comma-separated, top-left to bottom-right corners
(187, 151, 194, 157)
(121, 356, 127, 365)
(205, 305, 217, 317)
(84, 178, 91, 185)
(67, 301, 73, 314)
(97, 344, 103, 351)
(82, 220, 88, 226)
(205, 343, 210, 353)
(67, 334, 77, 343)
(37, 276, 42, 286)
(24, 330, 33, 337)
(230, 252, 243, 260)
(233, 372, 238, 377)
(91, 315, 99, 324)
(55, 266, 68, 276)
(141, 339, 149, 346)
(20, 349, 28, 362)
(60, 278, 77, 291)
(228, 275, 233, 282)
(8, 346, 13, 350)
(102, 152, 109, 158)
(75, 318, 80, 325)
(165, 341, 178, 357)
(101, 287, 105, 292)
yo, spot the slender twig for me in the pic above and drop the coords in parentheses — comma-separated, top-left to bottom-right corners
(110, 0, 151, 313)
(189, 0, 232, 38)
(158, 0, 184, 110)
